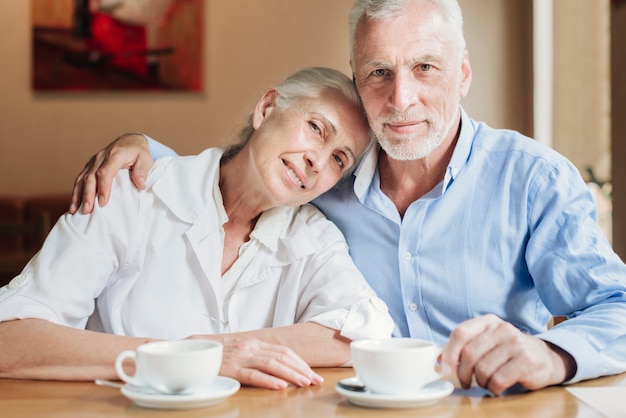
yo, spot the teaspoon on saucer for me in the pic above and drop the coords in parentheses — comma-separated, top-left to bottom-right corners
(95, 378, 125, 389)
(95, 379, 157, 394)
(336, 378, 366, 392)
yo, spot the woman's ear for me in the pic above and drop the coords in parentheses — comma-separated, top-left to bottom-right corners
(252, 88, 280, 129)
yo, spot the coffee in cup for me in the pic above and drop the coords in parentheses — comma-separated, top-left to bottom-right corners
(350, 338, 442, 395)
(115, 340, 223, 394)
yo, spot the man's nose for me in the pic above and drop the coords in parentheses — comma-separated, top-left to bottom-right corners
(389, 72, 419, 112)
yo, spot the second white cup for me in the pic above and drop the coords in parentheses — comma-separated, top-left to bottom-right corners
(351, 338, 442, 395)
(115, 340, 223, 394)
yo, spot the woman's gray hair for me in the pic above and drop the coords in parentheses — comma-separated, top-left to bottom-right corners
(348, 0, 466, 62)
(225, 67, 370, 163)
(272, 66, 363, 114)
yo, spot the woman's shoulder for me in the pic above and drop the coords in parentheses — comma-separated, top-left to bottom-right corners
(293, 204, 347, 244)
(146, 147, 225, 188)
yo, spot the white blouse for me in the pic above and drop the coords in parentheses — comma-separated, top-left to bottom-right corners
(0, 148, 393, 341)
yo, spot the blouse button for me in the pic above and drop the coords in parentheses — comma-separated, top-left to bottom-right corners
(403, 252, 411, 260)
(408, 303, 418, 312)
(8, 274, 28, 289)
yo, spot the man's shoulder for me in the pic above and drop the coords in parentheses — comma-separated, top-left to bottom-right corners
(470, 119, 565, 164)
(315, 175, 358, 203)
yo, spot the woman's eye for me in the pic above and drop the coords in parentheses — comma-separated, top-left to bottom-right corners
(419, 64, 432, 72)
(309, 121, 322, 135)
(333, 154, 345, 169)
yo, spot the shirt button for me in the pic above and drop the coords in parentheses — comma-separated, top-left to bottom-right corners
(8, 274, 28, 289)
(403, 252, 411, 260)
(408, 303, 418, 311)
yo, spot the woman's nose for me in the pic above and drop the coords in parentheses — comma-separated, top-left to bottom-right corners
(304, 148, 328, 173)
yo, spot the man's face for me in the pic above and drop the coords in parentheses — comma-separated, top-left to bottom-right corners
(352, 1, 471, 161)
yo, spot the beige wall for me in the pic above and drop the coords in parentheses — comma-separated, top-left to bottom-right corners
(461, 0, 533, 135)
(1, 0, 529, 196)
(553, 0, 611, 181)
(2, 1, 355, 195)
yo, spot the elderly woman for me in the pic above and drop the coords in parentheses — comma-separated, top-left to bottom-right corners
(0, 67, 393, 390)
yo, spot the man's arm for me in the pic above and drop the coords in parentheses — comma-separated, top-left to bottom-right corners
(70, 133, 175, 214)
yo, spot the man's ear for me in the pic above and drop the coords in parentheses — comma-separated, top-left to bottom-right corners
(252, 88, 280, 129)
(459, 49, 472, 98)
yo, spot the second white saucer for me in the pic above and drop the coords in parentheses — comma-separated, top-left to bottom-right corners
(121, 376, 240, 409)
(335, 376, 454, 409)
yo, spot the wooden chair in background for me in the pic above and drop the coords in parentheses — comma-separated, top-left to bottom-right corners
(0, 195, 70, 287)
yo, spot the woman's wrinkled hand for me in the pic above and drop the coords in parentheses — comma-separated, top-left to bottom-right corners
(189, 335, 324, 390)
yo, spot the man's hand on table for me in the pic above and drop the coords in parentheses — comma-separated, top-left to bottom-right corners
(440, 314, 576, 395)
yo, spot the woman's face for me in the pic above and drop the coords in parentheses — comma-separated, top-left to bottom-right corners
(248, 90, 371, 207)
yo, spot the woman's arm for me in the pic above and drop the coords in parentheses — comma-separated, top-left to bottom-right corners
(208, 322, 351, 367)
(0, 319, 328, 390)
(193, 322, 347, 389)
(0, 319, 152, 381)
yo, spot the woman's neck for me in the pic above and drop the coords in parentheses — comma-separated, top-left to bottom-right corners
(218, 152, 266, 275)
(219, 151, 268, 226)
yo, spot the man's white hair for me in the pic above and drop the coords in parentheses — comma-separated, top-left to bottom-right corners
(348, 0, 466, 63)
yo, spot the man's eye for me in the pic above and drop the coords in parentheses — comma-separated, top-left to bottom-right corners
(371, 69, 387, 77)
(419, 64, 432, 71)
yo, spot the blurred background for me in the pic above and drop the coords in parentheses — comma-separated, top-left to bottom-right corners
(0, 0, 625, 257)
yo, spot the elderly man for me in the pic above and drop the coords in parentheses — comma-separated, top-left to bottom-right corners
(69, 0, 626, 395)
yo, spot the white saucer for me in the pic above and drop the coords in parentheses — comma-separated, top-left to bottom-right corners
(121, 376, 240, 409)
(335, 376, 454, 409)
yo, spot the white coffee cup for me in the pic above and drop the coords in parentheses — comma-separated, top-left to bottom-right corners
(115, 340, 223, 394)
(350, 338, 442, 395)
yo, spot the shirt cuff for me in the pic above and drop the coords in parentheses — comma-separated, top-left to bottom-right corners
(538, 326, 626, 384)
(309, 296, 394, 342)
(143, 134, 178, 160)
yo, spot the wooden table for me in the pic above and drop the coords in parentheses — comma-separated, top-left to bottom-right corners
(1, 368, 624, 417)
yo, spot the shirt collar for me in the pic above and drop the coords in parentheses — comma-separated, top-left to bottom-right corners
(212, 167, 228, 227)
(353, 143, 380, 199)
(211, 164, 294, 254)
(205, 156, 291, 252)
(250, 206, 294, 252)
(353, 106, 475, 199)
(151, 148, 225, 224)
(151, 147, 313, 258)
(445, 107, 474, 190)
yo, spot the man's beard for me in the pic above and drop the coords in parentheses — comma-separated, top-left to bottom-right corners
(375, 112, 454, 161)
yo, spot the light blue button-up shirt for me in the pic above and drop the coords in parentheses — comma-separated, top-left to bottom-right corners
(147, 108, 626, 383)
(313, 108, 626, 383)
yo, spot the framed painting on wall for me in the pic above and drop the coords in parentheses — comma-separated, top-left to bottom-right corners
(32, 0, 203, 92)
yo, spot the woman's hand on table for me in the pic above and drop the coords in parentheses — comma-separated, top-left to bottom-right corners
(190, 335, 324, 390)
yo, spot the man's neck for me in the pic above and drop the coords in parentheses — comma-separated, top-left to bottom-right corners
(378, 125, 460, 217)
